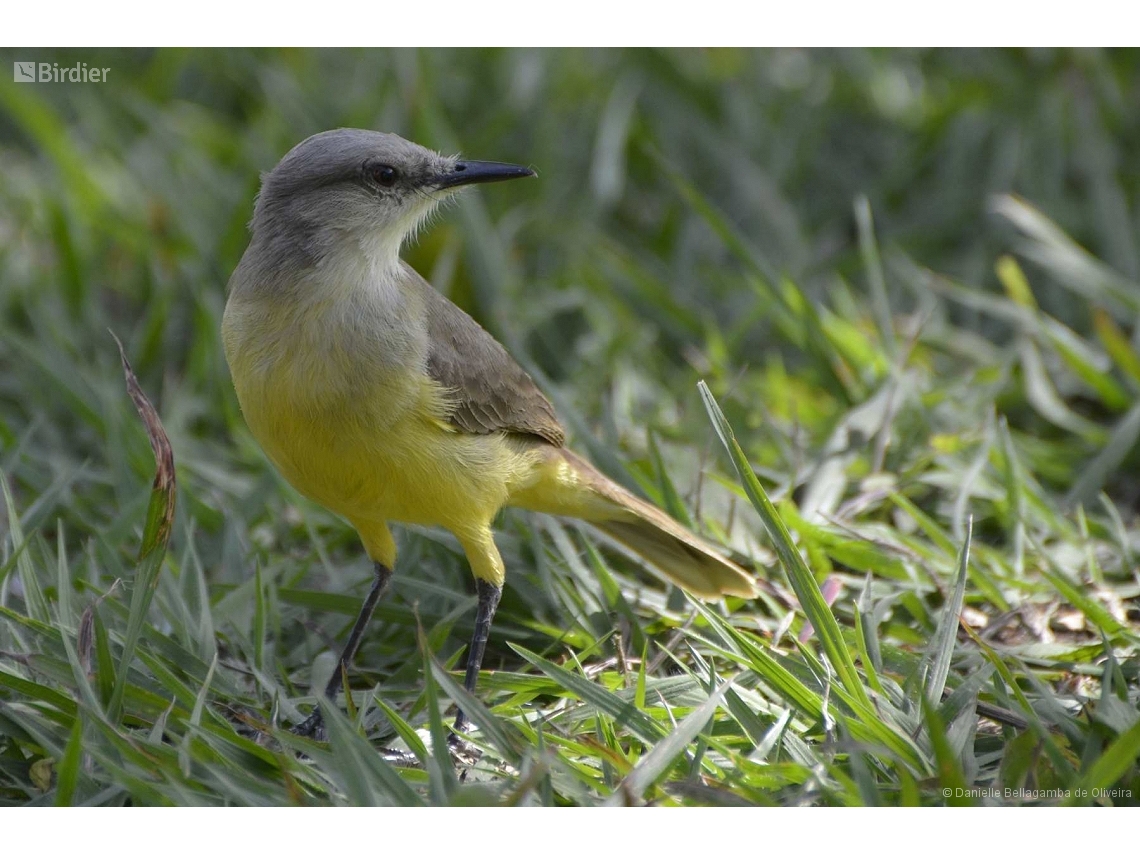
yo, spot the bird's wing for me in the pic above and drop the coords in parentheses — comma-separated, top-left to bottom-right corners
(410, 266, 566, 447)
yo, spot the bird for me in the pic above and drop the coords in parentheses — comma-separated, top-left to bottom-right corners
(221, 128, 760, 741)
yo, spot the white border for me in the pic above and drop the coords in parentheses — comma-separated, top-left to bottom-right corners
(2, 805, 1131, 845)
(4, 1, 1134, 48)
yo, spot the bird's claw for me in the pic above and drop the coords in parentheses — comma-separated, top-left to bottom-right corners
(290, 709, 326, 741)
(288, 709, 477, 772)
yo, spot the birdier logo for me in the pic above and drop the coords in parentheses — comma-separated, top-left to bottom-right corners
(12, 61, 109, 83)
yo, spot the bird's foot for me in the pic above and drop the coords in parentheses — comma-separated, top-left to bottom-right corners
(289, 707, 418, 767)
(447, 725, 485, 778)
(378, 746, 421, 767)
(290, 708, 326, 741)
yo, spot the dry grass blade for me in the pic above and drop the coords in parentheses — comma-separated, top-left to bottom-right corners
(110, 331, 176, 557)
(106, 331, 177, 721)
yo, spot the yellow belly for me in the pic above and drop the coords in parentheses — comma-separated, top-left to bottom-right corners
(228, 352, 542, 533)
(249, 381, 503, 517)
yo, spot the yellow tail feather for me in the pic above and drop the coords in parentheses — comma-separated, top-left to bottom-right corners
(511, 447, 760, 600)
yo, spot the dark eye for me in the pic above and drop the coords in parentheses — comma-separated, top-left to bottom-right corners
(367, 163, 398, 187)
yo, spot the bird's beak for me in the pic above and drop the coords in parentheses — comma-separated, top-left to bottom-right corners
(434, 160, 536, 189)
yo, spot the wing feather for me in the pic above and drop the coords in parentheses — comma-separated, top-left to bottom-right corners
(408, 265, 565, 446)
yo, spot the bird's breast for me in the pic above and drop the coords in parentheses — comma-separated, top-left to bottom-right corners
(223, 286, 425, 486)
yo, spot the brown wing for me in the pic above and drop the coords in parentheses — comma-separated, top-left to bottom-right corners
(410, 266, 565, 447)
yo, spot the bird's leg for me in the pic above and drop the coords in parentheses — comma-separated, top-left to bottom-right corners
(291, 561, 392, 739)
(451, 579, 502, 738)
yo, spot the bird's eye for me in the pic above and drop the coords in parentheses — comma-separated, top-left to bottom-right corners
(368, 163, 398, 187)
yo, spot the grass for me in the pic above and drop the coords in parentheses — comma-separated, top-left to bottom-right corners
(1, 47, 1139, 806)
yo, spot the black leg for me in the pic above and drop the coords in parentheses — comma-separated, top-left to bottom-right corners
(453, 579, 502, 735)
(292, 561, 392, 739)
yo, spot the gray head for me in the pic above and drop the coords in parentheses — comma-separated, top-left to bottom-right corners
(246, 128, 534, 273)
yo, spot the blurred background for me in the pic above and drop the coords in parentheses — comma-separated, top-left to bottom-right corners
(2, 47, 1139, 704)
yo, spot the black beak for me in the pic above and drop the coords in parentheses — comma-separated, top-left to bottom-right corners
(434, 160, 536, 189)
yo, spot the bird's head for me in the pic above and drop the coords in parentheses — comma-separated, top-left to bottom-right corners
(249, 128, 535, 271)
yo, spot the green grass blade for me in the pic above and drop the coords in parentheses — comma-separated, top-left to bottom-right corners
(374, 698, 429, 766)
(609, 678, 730, 804)
(1, 470, 50, 624)
(511, 644, 666, 745)
(1065, 402, 1140, 509)
(923, 695, 971, 804)
(697, 381, 869, 709)
(319, 698, 423, 807)
(1065, 716, 1140, 804)
(854, 196, 895, 357)
(427, 654, 524, 767)
(53, 712, 85, 806)
(926, 516, 972, 706)
(419, 629, 458, 801)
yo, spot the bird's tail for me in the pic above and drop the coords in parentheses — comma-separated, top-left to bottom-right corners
(512, 447, 760, 600)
